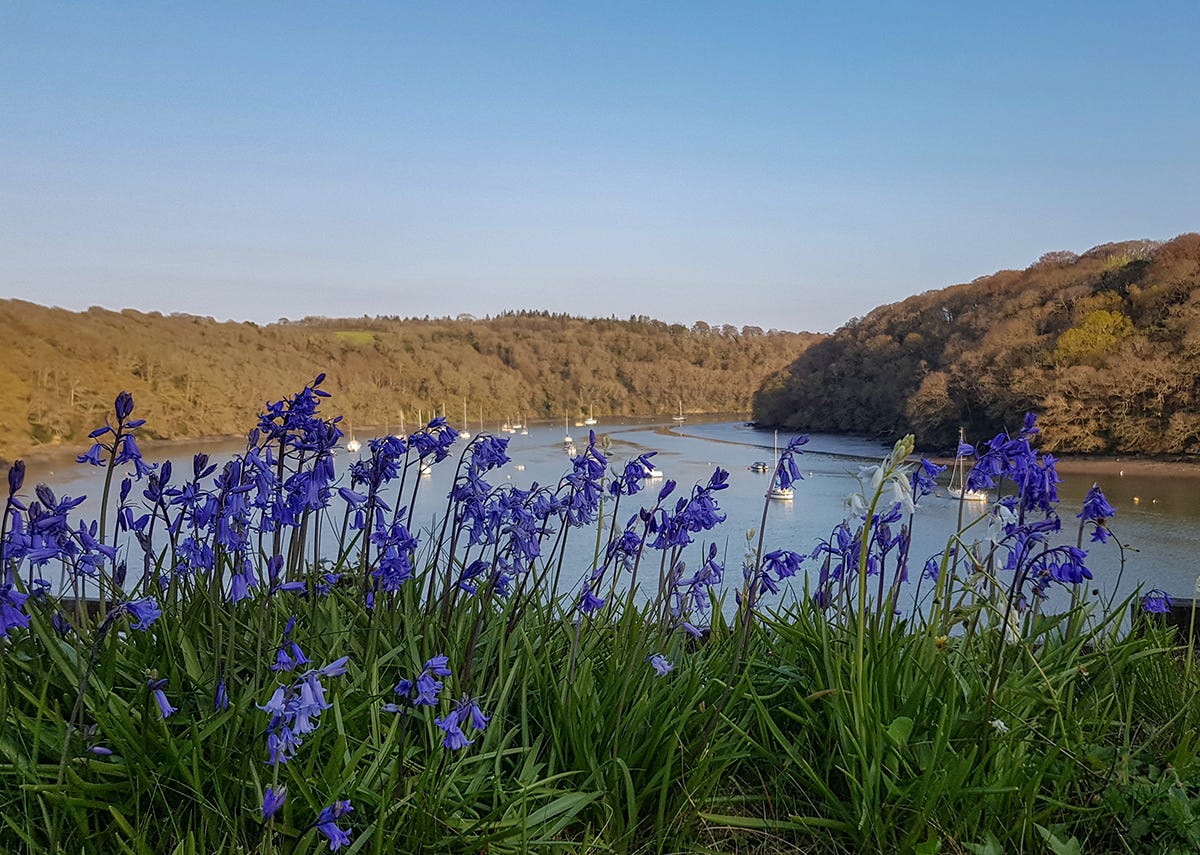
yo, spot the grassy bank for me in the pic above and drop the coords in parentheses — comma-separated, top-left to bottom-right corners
(2, 380, 1198, 853)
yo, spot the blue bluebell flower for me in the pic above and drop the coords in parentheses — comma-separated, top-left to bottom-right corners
(0, 583, 30, 637)
(909, 459, 946, 501)
(7, 460, 25, 495)
(578, 584, 606, 614)
(271, 616, 309, 673)
(1078, 483, 1115, 525)
(648, 653, 673, 676)
(1142, 589, 1172, 614)
(314, 800, 352, 850)
(148, 678, 176, 719)
(260, 657, 349, 765)
(261, 786, 286, 821)
(434, 697, 490, 750)
(124, 598, 161, 631)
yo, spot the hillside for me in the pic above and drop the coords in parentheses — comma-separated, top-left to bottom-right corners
(753, 233, 1200, 454)
(0, 305, 818, 458)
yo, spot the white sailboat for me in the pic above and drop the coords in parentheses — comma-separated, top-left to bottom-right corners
(563, 414, 573, 445)
(948, 427, 989, 502)
(459, 400, 470, 439)
(672, 399, 686, 422)
(767, 430, 793, 500)
(584, 404, 597, 426)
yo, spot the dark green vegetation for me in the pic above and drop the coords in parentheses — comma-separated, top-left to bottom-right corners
(0, 304, 816, 457)
(7, 579, 1199, 853)
(754, 233, 1200, 454)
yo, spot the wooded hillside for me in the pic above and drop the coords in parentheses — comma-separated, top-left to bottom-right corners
(753, 233, 1200, 455)
(0, 305, 817, 458)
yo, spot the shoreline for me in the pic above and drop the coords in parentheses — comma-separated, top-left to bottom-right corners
(9, 425, 1200, 481)
(925, 452, 1200, 479)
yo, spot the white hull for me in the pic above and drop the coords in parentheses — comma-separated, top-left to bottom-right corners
(949, 487, 989, 503)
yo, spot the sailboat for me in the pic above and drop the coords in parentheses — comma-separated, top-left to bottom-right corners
(672, 399, 686, 422)
(345, 421, 361, 454)
(948, 427, 988, 502)
(519, 413, 528, 435)
(459, 400, 470, 439)
(767, 431, 793, 500)
(584, 404, 597, 426)
(563, 414, 573, 445)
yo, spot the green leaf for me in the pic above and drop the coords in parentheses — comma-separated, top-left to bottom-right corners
(886, 715, 915, 748)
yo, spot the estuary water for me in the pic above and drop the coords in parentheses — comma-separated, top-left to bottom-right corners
(17, 416, 1200, 608)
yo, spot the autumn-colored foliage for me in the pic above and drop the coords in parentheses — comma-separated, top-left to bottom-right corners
(0, 306, 816, 458)
(753, 233, 1200, 454)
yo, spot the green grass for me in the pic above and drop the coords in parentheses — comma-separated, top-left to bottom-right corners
(4, 576, 1198, 853)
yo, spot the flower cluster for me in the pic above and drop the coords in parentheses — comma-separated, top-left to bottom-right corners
(260, 655, 350, 765)
(434, 696, 490, 750)
(386, 655, 452, 710)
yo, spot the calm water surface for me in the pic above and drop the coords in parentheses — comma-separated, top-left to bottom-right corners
(20, 417, 1200, 607)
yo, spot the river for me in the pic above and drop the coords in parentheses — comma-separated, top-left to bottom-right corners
(14, 416, 1200, 609)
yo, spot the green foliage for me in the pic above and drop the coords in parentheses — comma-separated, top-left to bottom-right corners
(1051, 309, 1134, 366)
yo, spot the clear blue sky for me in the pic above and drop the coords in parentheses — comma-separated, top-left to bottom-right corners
(2, 2, 1197, 333)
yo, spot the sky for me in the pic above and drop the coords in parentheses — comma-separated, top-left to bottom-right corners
(2, 2, 1197, 333)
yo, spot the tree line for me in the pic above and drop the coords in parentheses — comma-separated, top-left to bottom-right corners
(753, 233, 1200, 455)
(0, 304, 818, 459)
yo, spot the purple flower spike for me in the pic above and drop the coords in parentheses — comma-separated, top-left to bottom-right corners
(1078, 483, 1116, 522)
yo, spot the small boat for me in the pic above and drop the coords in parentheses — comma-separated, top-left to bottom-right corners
(584, 404, 597, 426)
(948, 427, 988, 502)
(749, 461, 770, 473)
(672, 399, 686, 422)
(767, 431, 793, 500)
(563, 414, 573, 445)
(519, 413, 528, 435)
(459, 400, 470, 439)
(346, 437, 361, 454)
